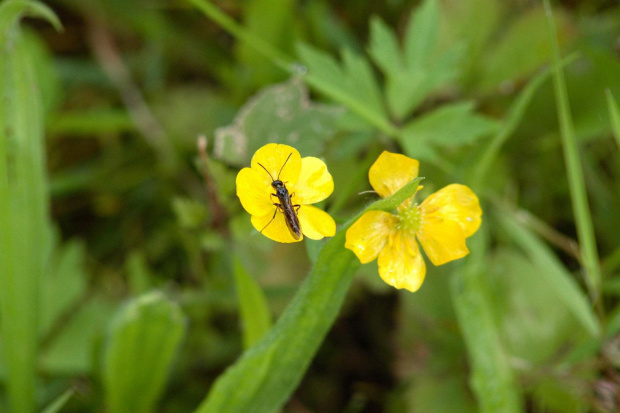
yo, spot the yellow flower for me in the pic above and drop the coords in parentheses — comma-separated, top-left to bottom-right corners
(345, 151, 482, 292)
(236, 143, 336, 243)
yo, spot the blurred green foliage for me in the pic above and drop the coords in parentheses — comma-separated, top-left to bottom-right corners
(0, 0, 619, 411)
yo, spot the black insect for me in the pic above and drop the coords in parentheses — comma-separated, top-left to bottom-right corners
(257, 153, 302, 240)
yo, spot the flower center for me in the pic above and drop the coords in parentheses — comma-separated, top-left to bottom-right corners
(396, 200, 422, 235)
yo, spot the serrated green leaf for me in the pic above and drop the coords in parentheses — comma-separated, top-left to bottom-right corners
(214, 78, 342, 165)
(368, 16, 404, 75)
(341, 48, 386, 118)
(297, 43, 393, 132)
(298, 42, 386, 119)
(403, 0, 439, 71)
(606, 90, 620, 151)
(440, 0, 502, 86)
(233, 257, 272, 349)
(399, 102, 498, 160)
(103, 292, 187, 413)
(497, 210, 600, 337)
(368, 2, 462, 120)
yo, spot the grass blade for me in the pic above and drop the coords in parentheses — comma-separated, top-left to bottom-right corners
(543, 0, 602, 306)
(470, 53, 578, 188)
(233, 256, 273, 349)
(606, 89, 620, 151)
(451, 228, 523, 413)
(497, 209, 600, 337)
(0, 2, 59, 411)
(40, 388, 75, 413)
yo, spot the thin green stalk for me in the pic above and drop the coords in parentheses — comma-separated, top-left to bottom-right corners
(471, 53, 578, 188)
(543, 0, 602, 308)
(186, 0, 399, 137)
(606, 89, 620, 151)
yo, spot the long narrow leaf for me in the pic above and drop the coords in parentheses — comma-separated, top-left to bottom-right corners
(543, 0, 602, 303)
(470, 54, 577, 187)
(0, 2, 59, 412)
(103, 292, 187, 413)
(451, 228, 523, 413)
(497, 209, 600, 337)
(606, 89, 620, 151)
(233, 256, 272, 349)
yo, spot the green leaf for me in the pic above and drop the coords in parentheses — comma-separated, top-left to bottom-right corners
(214, 78, 343, 165)
(489, 249, 587, 364)
(40, 296, 117, 374)
(103, 292, 187, 413)
(451, 229, 523, 413)
(297, 43, 393, 133)
(0, 3, 59, 411)
(194, 179, 422, 413)
(48, 109, 134, 135)
(40, 236, 88, 336)
(440, 0, 502, 86)
(479, 6, 568, 92)
(40, 388, 75, 413)
(497, 209, 600, 337)
(544, 0, 602, 302)
(233, 257, 273, 349)
(367, 17, 403, 74)
(403, 0, 439, 71)
(172, 196, 208, 229)
(0, 0, 61, 39)
(125, 251, 154, 295)
(236, 0, 296, 87)
(399, 102, 498, 160)
(368, 0, 463, 120)
(606, 89, 620, 151)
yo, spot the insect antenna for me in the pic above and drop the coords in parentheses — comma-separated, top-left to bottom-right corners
(257, 162, 275, 182)
(276, 153, 293, 180)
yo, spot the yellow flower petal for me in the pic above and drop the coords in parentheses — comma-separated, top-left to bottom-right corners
(297, 205, 336, 240)
(369, 151, 419, 198)
(236, 167, 274, 217)
(420, 184, 482, 237)
(251, 210, 302, 243)
(251, 143, 302, 188)
(416, 217, 469, 266)
(293, 157, 334, 205)
(377, 232, 426, 292)
(345, 211, 397, 264)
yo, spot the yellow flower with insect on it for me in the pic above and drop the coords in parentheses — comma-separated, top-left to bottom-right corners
(236, 143, 336, 243)
(345, 151, 482, 292)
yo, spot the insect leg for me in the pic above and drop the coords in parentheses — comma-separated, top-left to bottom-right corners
(260, 207, 279, 234)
